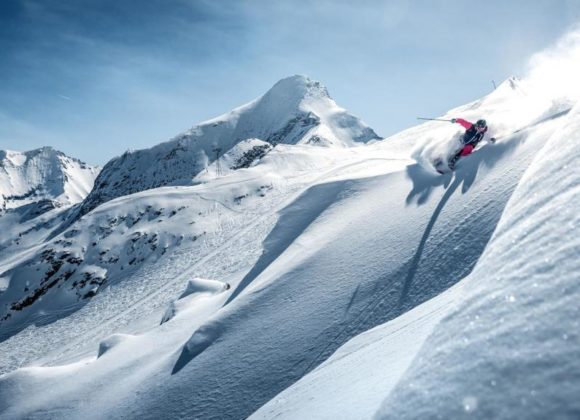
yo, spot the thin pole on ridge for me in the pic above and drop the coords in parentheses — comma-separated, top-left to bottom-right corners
(416, 117, 453, 122)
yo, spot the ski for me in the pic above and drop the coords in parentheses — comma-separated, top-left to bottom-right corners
(433, 157, 451, 174)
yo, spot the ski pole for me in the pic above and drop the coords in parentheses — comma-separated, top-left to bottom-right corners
(417, 117, 453, 122)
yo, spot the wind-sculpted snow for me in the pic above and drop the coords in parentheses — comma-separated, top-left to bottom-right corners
(162, 278, 230, 324)
(164, 125, 552, 420)
(0, 143, 386, 372)
(376, 102, 580, 420)
(250, 283, 464, 420)
(77, 75, 379, 218)
(97, 333, 134, 358)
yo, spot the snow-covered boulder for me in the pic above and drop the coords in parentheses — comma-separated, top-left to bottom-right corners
(97, 333, 134, 358)
(161, 278, 230, 324)
(179, 278, 230, 299)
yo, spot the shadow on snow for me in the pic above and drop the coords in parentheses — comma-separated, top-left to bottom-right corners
(172, 133, 525, 378)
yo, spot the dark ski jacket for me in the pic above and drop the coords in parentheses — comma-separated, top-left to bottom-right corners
(455, 118, 487, 146)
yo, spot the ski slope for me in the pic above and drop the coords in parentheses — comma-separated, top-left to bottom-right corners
(375, 100, 580, 420)
(254, 99, 580, 420)
(250, 282, 464, 420)
(0, 72, 575, 420)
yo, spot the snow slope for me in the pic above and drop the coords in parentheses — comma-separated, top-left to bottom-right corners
(251, 97, 580, 420)
(0, 146, 98, 212)
(0, 143, 397, 370)
(77, 75, 379, 218)
(0, 74, 573, 420)
(375, 100, 580, 419)
(250, 282, 464, 420)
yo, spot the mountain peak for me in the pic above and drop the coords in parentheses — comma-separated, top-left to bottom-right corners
(76, 75, 378, 217)
(497, 76, 523, 92)
(265, 75, 331, 101)
(0, 147, 99, 213)
(247, 76, 332, 127)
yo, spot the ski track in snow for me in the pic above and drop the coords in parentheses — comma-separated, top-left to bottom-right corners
(0, 156, 402, 373)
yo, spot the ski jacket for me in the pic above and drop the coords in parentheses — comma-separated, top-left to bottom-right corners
(455, 118, 487, 145)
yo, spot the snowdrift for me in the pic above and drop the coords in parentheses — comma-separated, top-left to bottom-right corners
(0, 75, 379, 350)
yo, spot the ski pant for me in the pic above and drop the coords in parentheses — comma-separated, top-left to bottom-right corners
(459, 144, 475, 156)
(449, 143, 475, 169)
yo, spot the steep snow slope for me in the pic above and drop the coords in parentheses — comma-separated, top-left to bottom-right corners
(375, 101, 580, 419)
(77, 75, 379, 217)
(252, 98, 579, 420)
(0, 147, 98, 212)
(250, 282, 465, 420)
(0, 77, 569, 419)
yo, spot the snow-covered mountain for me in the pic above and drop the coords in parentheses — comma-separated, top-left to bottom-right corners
(0, 146, 99, 215)
(0, 75, 379, 344)
(0, 71, 578, 420)
(77, 75, 379, 218)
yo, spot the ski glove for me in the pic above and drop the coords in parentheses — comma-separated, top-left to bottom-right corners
(451, 118, 457, 123)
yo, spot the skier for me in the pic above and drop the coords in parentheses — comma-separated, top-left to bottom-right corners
(447, 118, 494, 169)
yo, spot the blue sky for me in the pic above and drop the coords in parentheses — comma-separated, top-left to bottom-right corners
(1, 0, 579, 164)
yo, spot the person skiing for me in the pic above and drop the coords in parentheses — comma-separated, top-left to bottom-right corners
(448, 118, 494, 169)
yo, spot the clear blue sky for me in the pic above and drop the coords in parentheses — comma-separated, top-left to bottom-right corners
(1, 0, 579, 164)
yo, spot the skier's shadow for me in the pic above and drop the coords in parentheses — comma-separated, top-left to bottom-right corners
(399, 137, 520, 307)
(406, 137, 520, 205)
